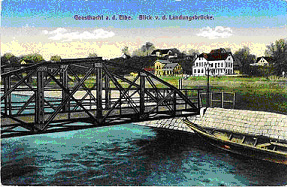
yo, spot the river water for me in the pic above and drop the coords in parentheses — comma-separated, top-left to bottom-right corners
(1, 123, 287, 186)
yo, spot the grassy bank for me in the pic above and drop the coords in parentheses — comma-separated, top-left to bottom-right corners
(161, 76, 287, 114)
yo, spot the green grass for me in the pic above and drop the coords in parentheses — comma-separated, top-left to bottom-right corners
(180, 76, 287, 114)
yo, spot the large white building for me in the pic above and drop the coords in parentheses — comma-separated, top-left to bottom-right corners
(192, 48, 234, 76)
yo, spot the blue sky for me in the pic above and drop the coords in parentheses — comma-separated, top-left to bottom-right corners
(2, 0, 287, 28)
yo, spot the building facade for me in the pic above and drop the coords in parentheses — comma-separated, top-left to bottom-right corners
(192, 48, 234, 76)
(154, 59, 182, 76)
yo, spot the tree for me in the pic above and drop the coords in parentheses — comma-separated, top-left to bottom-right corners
(1, 53, 20, 65)
(233, 46, 256, 75)
(132, 42, 156, 57)
(3, 53, 14, 60)
(187, 49, 200, 56)
(88, 53, 98, 57)
(265, 39, 287, 76)
(22, 53, 44, 63)
(225, 48, 232, 53)
(122, 46, 130, 55)
(50, 55, 61, 62)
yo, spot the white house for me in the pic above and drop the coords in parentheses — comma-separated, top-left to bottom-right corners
(250, 56, 273, 66)
(192, 48, 234, 76)
(192, 54, 208, 76)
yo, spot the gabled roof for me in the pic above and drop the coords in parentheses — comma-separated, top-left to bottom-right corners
(162, 63, 179, 70)
(196, 50, 233, 61)
(207, 52, 232, 61)
(210, 48, 227, 54)
(155, 59, 172, 64)
(197, 53, 208, 60)
(151, 48, 180, 56)
(256, 56, 273, 63)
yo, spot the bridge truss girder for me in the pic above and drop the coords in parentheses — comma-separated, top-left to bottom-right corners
(1, 58, 201, 138)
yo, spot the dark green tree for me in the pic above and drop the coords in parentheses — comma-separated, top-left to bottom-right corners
(22, 53, 45, 63)
(234, 47, 256, 75)
(265, 39, 287, 76)
(50, 55, 61, 62)
(1, 53, 20, 65)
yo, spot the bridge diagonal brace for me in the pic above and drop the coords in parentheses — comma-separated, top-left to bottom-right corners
(145, 76, 173, 110)
(1, 70, 36, 101)
(68, 66, 98, 109)
(14, 73, 35, 92)
(43, 98, 58, 111)
(114, 73, 158, 103)
(45, 68, 62, 86)
(146, 90, 176, 116)
(143, 70, 199, 110)
(103, 65, 139, 113)
(16, 93, 36, 115)
(39, 68, 98, 131)
(102, 68, 141, 121)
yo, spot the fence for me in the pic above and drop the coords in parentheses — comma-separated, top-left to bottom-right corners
(199, 92, 236, 109)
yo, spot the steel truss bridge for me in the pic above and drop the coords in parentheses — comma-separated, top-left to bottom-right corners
(1, 57, 201, 138)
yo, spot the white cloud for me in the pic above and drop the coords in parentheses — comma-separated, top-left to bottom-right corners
(197, 26, 233, 39)
(42, 28, 115, 41)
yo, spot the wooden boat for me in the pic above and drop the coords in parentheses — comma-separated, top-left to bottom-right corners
(183, 119, 287, 165)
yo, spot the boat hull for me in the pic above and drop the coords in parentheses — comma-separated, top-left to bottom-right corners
(184, 120, 287, 165)
(199, 133, 287, 165)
